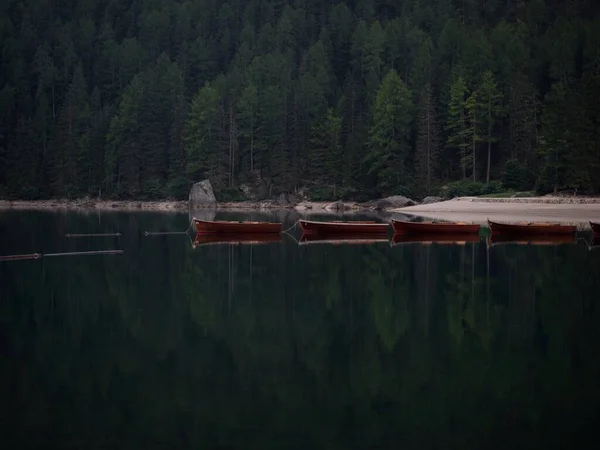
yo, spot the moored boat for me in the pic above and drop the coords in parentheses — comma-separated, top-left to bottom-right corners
(298, 219, 389, 235)
(192, 233, 281, 248)
(391, 218, 480, 235)
(487, 219, 576, 236)
(590, 221, 600, 235)
(193, 218, 282, 234)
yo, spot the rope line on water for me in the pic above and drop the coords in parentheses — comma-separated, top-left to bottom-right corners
(0, 253, 42, 261)
(281, 220, 299, 234)
(66, 232, 121, 237)
(0, 249, 124, 262)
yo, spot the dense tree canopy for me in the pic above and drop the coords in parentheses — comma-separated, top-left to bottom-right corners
(0, 0, 599, 200)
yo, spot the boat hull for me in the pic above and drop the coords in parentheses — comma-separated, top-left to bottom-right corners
(590, 221, 600, 235)
(193, 219, 282, 234)
(488, 220, 576, 236)
(392, 219, 480, 235)
(298, 219, 389, 235)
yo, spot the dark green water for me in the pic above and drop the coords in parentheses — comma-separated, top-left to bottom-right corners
(1, 211, 600, 449)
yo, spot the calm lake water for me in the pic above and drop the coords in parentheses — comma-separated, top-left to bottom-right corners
(1, 210, 600, 449)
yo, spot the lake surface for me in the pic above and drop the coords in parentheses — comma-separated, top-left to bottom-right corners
(1, 210, 600, 449)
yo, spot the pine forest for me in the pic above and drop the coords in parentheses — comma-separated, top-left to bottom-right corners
(0, 0, 599, 201)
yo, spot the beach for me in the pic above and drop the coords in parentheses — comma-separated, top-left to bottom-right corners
(395, 197, 600, 229)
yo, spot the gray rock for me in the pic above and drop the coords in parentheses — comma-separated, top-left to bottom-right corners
(329, 200, 348, 211)
(277, 193, 289, 206)
(373, 195, 417, 210)
(189, 179, 217, 206)
(421, 196, 443, 205)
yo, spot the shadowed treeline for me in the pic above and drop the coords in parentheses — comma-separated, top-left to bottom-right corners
(1, 212, 600, 449)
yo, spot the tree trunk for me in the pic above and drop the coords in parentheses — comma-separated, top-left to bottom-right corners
(486, 140, 491, 185)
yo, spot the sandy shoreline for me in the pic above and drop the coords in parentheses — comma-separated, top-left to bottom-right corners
(395, 197, 600, 229)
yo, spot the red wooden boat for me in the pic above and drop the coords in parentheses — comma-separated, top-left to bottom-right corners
(590, 221, 600, 235)
(487, 220, 576, 236)
(192, 233, 281, 248)
(298, 219, 389, 235)
(391, 233, 480, 246)
(391, 218, 480, 235)
(193, 218, 282, 235)
(299, 233, 389, 246)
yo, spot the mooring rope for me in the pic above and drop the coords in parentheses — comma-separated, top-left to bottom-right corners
(281, 220, 299, 235)
(0, 253, 42, 261)
(144, 218, 195, 236)
(66, 232, 121, 237)
(0, 249, 123, 262)
(280, 220, 301, 243)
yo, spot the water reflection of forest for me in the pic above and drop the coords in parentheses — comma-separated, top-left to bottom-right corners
(1, 212, 600, 448)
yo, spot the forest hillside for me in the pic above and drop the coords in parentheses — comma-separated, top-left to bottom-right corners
(0, 0, 599, 201)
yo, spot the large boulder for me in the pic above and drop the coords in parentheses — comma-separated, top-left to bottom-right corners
(421, 196, 443, 205)
(372, 195, 417, 210)
(189, 179, 217, 206)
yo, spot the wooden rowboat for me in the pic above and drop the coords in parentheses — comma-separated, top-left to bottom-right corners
(192, 233, 281, 248)
(391, 218, 480, 235)
(193, 218, 282, 234)
(391, 233, 480, 246)
(487, 219, 576, 236)
(299, 233, 389, 246)
(590, 221, 600, 235)
(298, 219, 389, 235)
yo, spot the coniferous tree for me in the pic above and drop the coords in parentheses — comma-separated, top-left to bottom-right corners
(365, 70, 413, 194)
(445, 75, 469, 179)
(476, 70, 504, 184)
(185, 82, 222, 187)
(415, 82, 441, 195)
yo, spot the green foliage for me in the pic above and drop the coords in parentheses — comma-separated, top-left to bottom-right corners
(502, 159, 535, 191)
(440, 180, 504, 198)
(217, 187, 248, 202)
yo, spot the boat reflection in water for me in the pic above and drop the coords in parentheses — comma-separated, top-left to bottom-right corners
(487, 233, 578, 247)
(298, 233, 389, 246)
(391, 233, 481, 247)
(192, 233, 282, 248)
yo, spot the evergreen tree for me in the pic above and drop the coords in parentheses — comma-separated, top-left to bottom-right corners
(185, 82, 222, 187)
(445, 75, 469, 179)
(309, 108, 342, 189)
(415, 82, 440, 195)
(365, 70, 413, 194)
(476, 70, 504, 184)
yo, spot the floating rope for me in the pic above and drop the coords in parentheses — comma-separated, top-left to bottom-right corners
(0, 249, 123, 262)
(144, 218, 195, 236)
(66, 232, 121, 237)
(43, 250, 124, 257)
(0, 253, 41, 261)
(281, 220, 299, 235)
